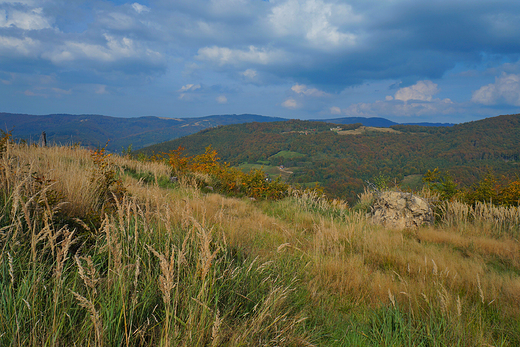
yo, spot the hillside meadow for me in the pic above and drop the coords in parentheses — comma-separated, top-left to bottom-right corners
(1, 141, 520, 346)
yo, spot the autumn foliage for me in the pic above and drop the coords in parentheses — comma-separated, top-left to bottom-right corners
(423, 168, 520, 206)
(165, 145, 289, 200)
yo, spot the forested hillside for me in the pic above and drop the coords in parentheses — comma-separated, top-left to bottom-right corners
(138, 114, 520, 201)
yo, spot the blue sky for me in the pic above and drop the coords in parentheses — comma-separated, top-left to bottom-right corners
(1, 0, 520, 123)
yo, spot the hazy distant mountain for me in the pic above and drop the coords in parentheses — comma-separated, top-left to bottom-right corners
(0, 112, 453, 151)
(0, 113, 285, 151)
(317, 117, 455, 127)
(316, 117, 398, 127)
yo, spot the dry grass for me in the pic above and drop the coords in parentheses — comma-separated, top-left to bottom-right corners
(440, 200, 520, 237)
(1, 143, 311, 346)
(4, 144, 101, 217)
(1, 143, 519, 345)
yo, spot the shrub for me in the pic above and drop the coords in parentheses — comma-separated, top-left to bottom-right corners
(164, 146, 289, 200)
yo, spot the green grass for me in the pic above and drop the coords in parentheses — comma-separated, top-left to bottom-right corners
(236, 163, 294, 180)
(269, 150, 306, 159)
(400, 174, 424, 191)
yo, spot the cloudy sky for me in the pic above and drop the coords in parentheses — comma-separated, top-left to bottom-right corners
(1, 0, 520, 123)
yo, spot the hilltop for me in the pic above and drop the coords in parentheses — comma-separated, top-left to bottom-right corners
(137, 114, 520, 201)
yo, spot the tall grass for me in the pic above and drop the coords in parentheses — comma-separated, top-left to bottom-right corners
(0, 143, 310, 346)
(1, 142, 519, 345)
(440, 200, 520, 237)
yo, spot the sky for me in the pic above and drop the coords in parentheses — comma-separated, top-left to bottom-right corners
(1, 0, 520, 123)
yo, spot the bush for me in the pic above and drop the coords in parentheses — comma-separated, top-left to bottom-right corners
(163, 146, 289, 200)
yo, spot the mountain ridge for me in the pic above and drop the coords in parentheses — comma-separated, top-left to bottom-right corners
(1, 112, 453, 151)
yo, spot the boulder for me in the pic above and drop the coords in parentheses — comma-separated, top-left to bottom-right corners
(370, 191, 433, 229)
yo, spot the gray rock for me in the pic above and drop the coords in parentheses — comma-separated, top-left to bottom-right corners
(370, 191, 433, 229)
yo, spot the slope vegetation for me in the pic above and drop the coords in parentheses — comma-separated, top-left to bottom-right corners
(1, 142, 519, 345)
(138, 114, 520, 201)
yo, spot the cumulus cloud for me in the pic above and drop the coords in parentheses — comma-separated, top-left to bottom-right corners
(340, 97, 456, 118)
(196, 45, 286, 66)
(329, 79, 457, 118)
(0, 7, 53, 30)
(42, 34, 162, 65)
(394, 80, 439, 103)
(179, 84, 201, 92)
(3, 0, 520, 119)
(241, 69, 257, 79)
(268, 0, 360, 49)
(471, 73, 520, 106)
(216, 95, 227, 103)
(178, 83, 202, 101)
(330, 106, 341, 114)
(291, 83, 328, 97)
(0, 35, 40, 57)
(132, 3, 150, 14)
(282, 98, 299, 109)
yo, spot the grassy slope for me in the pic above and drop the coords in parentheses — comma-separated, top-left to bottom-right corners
(1, 144, 519, 346)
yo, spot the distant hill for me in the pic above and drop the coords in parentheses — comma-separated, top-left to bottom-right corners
(315, 117, 455, 127)
(0, 113, 285, 151)
(137, 114, 520, 201)
(316, 117, 398, 127)
(0, 112, 455, 152)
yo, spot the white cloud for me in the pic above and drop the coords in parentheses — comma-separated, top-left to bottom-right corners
(282, 98, 298, 109)
(42, 34, 162, 64)
(0, 35, 40, 56)
(341, 97, 456, 118)
(394, 80, 439, 103)
(196, 45, 286, 66)
(291, 83, 328, 97)
(178, 83, 202, 101)
(241, 69, 257, 79)
(179, 84, 201, 92)
(268, 0, 361, 49)
(216, 95, 227, 103)
(132, 3, 150, 14)
(330, 106, 341, 114)
(471, 73, 520, 106)
(0, 7, 53, 30)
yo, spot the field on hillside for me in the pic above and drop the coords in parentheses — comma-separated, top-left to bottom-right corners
(1, 141, 520, 346)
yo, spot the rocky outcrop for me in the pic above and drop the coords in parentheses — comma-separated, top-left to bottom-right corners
(370, 191, 433, 229)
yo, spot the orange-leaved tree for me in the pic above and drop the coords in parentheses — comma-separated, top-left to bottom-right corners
(165, 145, 288, 200)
